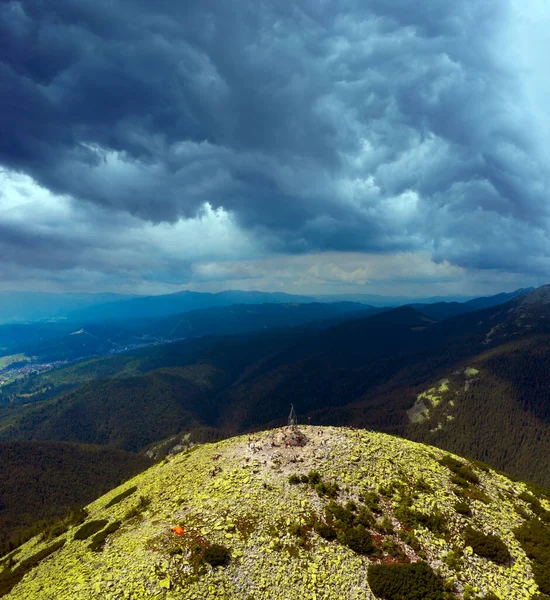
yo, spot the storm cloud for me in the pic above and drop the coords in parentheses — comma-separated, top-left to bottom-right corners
(0, 0, 549, 293)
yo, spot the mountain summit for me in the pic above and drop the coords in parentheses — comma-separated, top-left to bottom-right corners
(2, 427, 548, 599)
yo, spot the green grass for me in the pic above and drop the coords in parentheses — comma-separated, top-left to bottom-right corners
(0, 354, 29, 369)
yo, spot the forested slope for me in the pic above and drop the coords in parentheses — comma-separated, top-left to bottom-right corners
(0, 288, 549, 487)
(0, 441, 153, 555)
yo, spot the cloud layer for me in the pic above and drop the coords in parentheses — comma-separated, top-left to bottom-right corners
(1, 0, 549, 294)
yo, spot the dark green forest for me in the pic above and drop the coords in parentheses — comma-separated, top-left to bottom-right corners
(0, 441, 153, 554)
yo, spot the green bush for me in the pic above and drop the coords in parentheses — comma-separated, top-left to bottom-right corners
(105, 486, 138, 509)
(74, 520, 109, 541)
(307, 471, 322, 485)
(374, 515, 394, 535)
(472, 459, 491, 473)
(315, 522, 337, 541)
(367, 561, 446, 600)
(355, 507, 374, 528)
(415, 478, 434, 493)
(123, 495, 151, 520)
(514, 518, 550, 594)
(465, 487, 491, 505)
(444, 549, 463, 570)
(300, 474, 309, 484)
(315, 481, 339, 498)
(439, 455, 479, 485)
(203, 544, 231, 567)
(464, 527, 510, 565)
(289, 523, 306, 538)
(288, 474, 301, 485)
(402, 531, 422, 553)
(338, 525, 377, 555)
(325, 501, 355, 526)
(519, 491, 550, 521)
(395, 497, 447, 537)
(364, 491, 382, 513)
(455, 501, 472, 517)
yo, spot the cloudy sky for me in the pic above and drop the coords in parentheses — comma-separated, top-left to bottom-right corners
(1, 0, 549, 297)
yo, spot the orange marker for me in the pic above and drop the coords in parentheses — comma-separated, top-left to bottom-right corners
(171, 526, 184, 535)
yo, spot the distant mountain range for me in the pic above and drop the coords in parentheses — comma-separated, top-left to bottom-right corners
(0, 288, 531, 363)
(1, 285, 549, 488)
(0, 287, 534, 324)
(0, 292, 133, 324)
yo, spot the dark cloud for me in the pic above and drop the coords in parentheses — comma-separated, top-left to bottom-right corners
(0, 0, 549, 286)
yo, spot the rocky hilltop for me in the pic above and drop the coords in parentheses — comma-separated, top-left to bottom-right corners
(1, 427, 549, 599)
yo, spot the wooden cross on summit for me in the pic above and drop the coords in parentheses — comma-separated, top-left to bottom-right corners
(288, 404, 297, 428)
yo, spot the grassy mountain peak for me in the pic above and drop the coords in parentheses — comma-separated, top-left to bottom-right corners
(2, 427, 549, 599)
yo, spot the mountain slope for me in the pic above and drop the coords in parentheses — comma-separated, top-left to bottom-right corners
(412, 288, 533, 321)
(1, 288, 550, 487)
(2, 427, 548, 599)
(0, 442, 153, 554)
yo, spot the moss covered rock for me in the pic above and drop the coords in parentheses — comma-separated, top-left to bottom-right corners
(1, 426, 548, 599)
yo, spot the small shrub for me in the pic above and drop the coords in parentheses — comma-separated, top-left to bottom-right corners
(315, 481, 339, 498)
(378, 484, 392, 497)
(307, 471, 322, 485)
(402, 531, 422, 553)
(364, 491, 382, 513)
(88, 521, 121, 552)
(478, 593, 499, 600)
(455, 501, 472, 517)
(472, 459, 491, 472)
(451, 475, 471, 489)
(74, 520, 109, 541)
(444, 549, 463, 570)
(289, 523, 305, 538)
(40, 521, 68, 542)
(315, 522, 337, 541)
(203, 544, 231, 567)
(355, 507, 374, 527)
(325, 501, 354, 526)
(381, 539, 407, 561)
(338, 525, 378, 555)
(375, 515, 394, 535)
(519, 491, 550, 521)
(66, 507, 88, 527)
(288, 474, 301, 485)
(395, 498, 447, 538)
(345, 500, 357, 512)
(465, 487, 491, 505)
(367, 561, 446, 600)
(416, 478, 433, 493)
(300, 474, 309, 483)
(105, 486, 138, 509)
(514, 518, 550, 594)
(439, 455, 479, 485)
(123, 495, 151, 520)
(464, 527, 510, 565)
